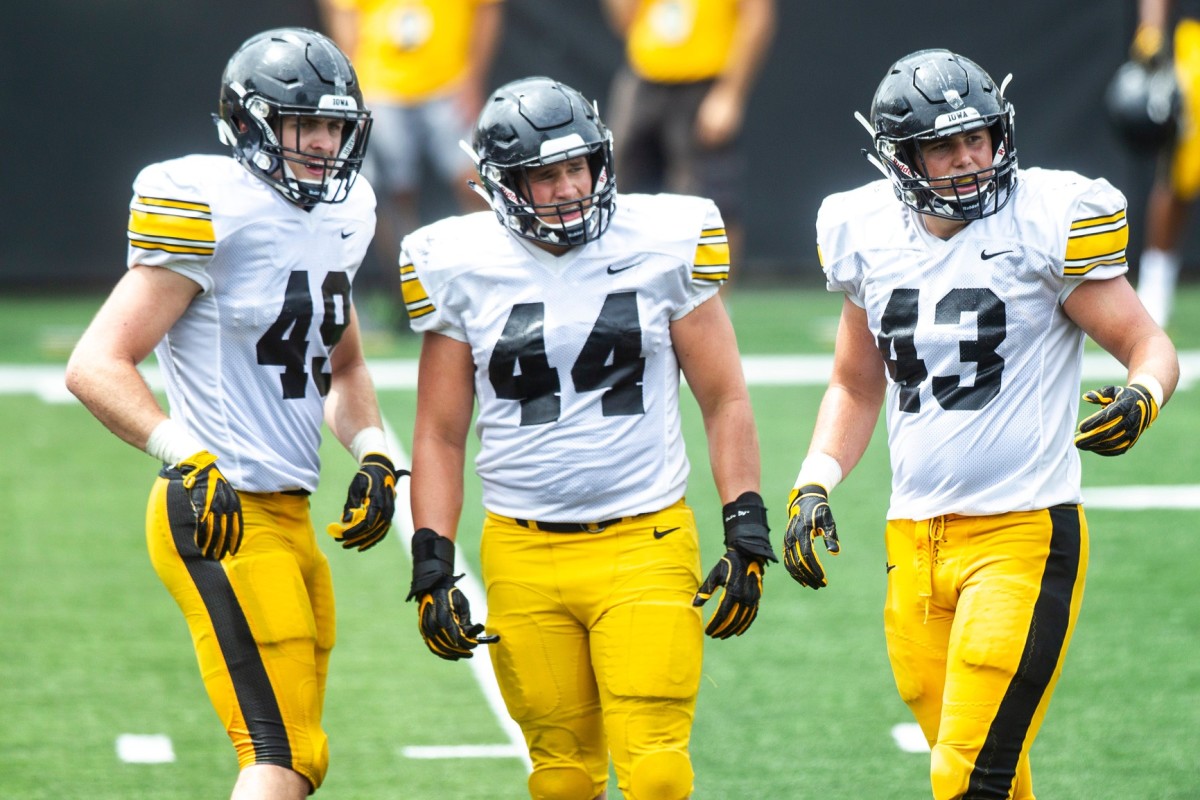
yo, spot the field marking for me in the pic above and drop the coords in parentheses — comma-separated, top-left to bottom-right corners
(115, 733, 175, 764)
(7, 349, 1199, 402)
(381, 422, 532, 771)
(1081, 485, 1200, 509)
(400, 744, 528, 760)
(890, 723, 931, 754)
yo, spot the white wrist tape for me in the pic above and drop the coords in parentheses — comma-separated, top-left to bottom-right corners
(1129, 374, 1164, 407)
(145, 419, 205, 465)
(794, 452, 844, 493)
(350, 426, 389, 463)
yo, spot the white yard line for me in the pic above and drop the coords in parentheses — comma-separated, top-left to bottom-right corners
(115, 733, 176, 764)
(382, 422, 532, 770)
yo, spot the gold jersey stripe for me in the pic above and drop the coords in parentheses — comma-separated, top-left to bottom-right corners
(135, 195, 212, 214)
(1069, 209, 1125, 231)
(128, 208, 216, 247)
(400, 268, 434, 319)
(128, 238, 215, 255)
(1064, 257, 1128, 276)
(1065, 224, 1128, 265)
(692, 264, 730, 283)
(694, 241, 730, 267)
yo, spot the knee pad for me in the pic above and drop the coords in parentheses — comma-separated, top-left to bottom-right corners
(629, 749, 693, 800)
(527, 765, 596, 800)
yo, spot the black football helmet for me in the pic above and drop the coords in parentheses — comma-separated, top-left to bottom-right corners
(862, 49, 1017, 221)
(215, 27, 372, 207)
(1105, 58, 1180, 154)
(467, 77, 616, 247)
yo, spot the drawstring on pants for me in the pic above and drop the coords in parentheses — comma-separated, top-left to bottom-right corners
(915, 516, 946, 623)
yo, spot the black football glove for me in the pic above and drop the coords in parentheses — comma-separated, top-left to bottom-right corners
(783, 484, 840, 589)
(1074, 384, 1159, 457)
(693, 491, 778, 639)
(406, 528, 490, 660)
(176, 450, 243, 560)
(327, 453, 404, 551)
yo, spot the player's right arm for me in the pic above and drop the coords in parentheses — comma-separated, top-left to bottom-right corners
(411, 331, 475, 540)
(65, 264, 200, 455)
(784, 297, 887, 589)
(408, 329, 491, 659)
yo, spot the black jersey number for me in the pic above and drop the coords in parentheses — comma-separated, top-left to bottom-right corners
(489, 292, 646, 426)
(256, 270, 352, 399)
(876, 287, 1006, 413)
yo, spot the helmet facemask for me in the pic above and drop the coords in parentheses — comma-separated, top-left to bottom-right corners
(477, 138, 615, 247)
(217, 88, 372, 208)
(878, 112, 1016, 222)
(467, 77, 618, 248)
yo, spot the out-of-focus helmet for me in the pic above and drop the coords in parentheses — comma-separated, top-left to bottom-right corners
(1105, 58, 1180, 154)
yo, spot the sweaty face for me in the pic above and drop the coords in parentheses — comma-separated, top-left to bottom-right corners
(917, 128, 995, 199)
(524, 156, 593, 224)
(278, 115, 348, 183)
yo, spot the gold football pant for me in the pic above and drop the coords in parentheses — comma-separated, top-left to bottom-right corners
(884, 505, 1087, 800)
(146, 475, 335, 790)
(482, 499, 703, 800)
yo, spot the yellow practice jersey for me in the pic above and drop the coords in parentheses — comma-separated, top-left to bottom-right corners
(625, 0, 738, 82)
(331, 0, 500, 103)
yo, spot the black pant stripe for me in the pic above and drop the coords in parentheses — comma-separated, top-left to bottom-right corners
(965, 504, 1082, 799)
(164, 476, 293, 769)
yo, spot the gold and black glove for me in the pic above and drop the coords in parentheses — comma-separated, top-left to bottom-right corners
(175, 450, 243, 560)
(783, 484, 840, 589)
(1074, 384, 1159, 456)
(406, 528, 493, 660)
(693, 492, 778, 639)
(327, 453, 403, 551)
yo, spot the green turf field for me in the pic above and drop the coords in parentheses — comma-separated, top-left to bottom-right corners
(1, 286, 1196, 798)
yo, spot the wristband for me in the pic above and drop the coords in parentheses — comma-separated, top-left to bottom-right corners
(1129, 374, 1164, 408)
(794, 452, 843, 493)
(146, 419, 205, 465)
(350, 426, 389, 463)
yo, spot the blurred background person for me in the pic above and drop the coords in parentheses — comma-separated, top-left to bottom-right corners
(1127, 0, 1197, 327)
(601, 0, 775, 277)
(322, 0, 504, 289)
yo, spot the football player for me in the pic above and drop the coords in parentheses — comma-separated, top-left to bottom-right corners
(401, 76, 775, 800)
(1125, 0, 1194, 327)
(65, 28, 398, 799)
(783, 49, 1179, 800)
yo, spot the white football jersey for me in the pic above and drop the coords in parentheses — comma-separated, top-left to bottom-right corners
(817, 168, 1129, 519)
(126, 154, 376, 492)
(401, 193, 728, 521)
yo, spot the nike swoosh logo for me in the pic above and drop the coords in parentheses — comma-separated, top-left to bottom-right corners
(980, 249, 1012, 260)
(607, 257, 647, 275)
(653, 527, 680, 540)
(886, 563, 897, 573)
(341, 230, 354, 239)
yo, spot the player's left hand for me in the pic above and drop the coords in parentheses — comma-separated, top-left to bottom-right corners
(693, 491, 778, 639)
(1074, 383, 1159, 457)
(783, 484, 840, 589)
(406, 528, 492, 660)
(326, 453, 404, 551)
